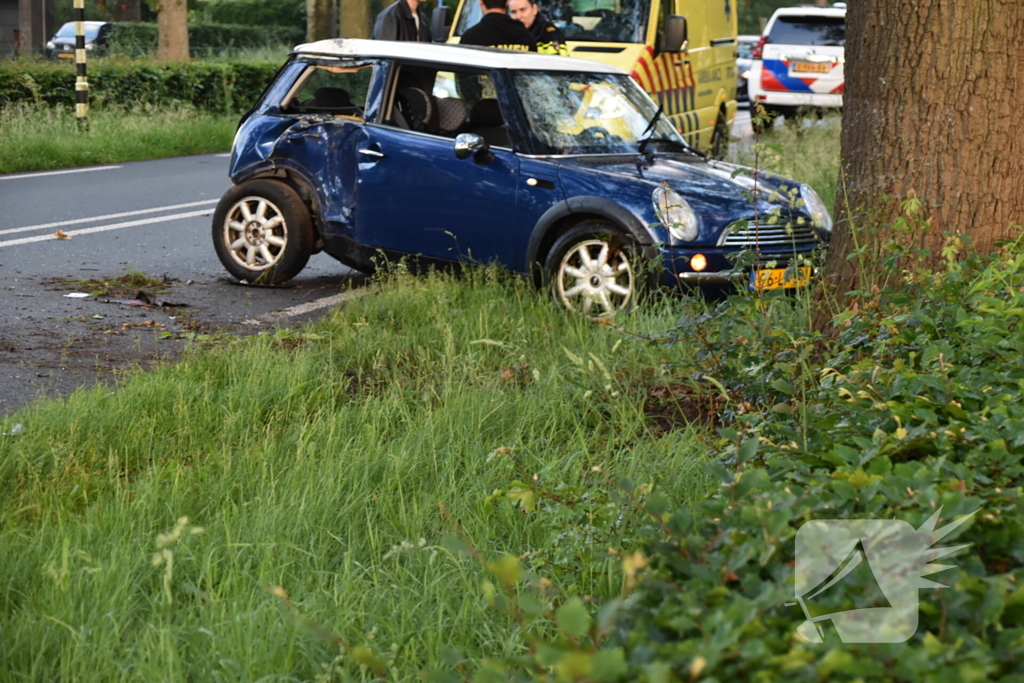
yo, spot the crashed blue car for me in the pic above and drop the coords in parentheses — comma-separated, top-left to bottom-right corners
(214, 39, 832, 317)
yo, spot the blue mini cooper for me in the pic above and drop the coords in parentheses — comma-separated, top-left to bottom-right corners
(214, 39, 831, 317)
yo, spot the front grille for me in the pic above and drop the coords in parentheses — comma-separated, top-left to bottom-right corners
(719, 220, 823, 250)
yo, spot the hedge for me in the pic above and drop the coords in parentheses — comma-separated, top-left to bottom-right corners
(106, 22, 305, 55)
(0, 60, 280, 112)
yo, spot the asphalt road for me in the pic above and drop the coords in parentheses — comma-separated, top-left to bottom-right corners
(0, 153, 362, 417)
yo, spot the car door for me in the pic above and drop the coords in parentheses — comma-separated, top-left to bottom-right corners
(353, 68, 521, 267)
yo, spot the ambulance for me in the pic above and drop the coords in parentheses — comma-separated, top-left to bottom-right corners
(441, 0, 739, 157)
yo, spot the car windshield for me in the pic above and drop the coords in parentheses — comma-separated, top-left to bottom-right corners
(736, 41, 755, 59)
(767, 16, 845, 46)
(455, 0, 650, 44)
(512, 71, 686, 154)
(55, 22, 102, 40)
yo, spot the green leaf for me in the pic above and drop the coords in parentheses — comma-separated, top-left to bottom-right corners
(555, 651, 592, 682)
(486, 555, 522, 587)
(590, 649, 627, 681)
(738, 437, 760, 464)
(555, 597, 592, 637)
(736, 468, 769, 499)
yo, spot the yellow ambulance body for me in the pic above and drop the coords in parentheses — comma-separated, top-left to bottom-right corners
(447, 0, 738, 152)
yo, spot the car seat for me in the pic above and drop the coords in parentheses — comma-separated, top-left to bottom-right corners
(435, 97, 469, 135)
(394, 86, 439, 134)
(468, 99, 510, 148)
(301, 87, 362, 116)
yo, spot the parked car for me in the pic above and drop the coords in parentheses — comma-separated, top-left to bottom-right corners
(45, 21, 113, 60)
(735, 34, 759, 105)
(747, 4, 845, 129)
(215, 39, 831, 318)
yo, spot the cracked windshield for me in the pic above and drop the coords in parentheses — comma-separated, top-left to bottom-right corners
(513, 71, 684, 154)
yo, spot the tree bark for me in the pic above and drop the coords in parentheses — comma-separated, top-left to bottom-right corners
(307, 0, 336, 41)
(340, 0, 371, 39)
(818, 0, 1024, 320)
(156, 0, 189, 61)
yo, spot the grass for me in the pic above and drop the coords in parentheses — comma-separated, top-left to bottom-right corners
(0, 102, 236, 174)
(727, 113, 842, 209)
(0, 269, 715, 681)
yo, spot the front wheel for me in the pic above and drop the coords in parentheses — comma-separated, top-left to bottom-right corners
(212, 179, 314, 284)
(544, 224, 643, 319)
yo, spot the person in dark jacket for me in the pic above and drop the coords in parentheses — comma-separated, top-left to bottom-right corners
(508, 0, 568, 55)
(460, 0, 537, 51)
(372, 0, 431, 42)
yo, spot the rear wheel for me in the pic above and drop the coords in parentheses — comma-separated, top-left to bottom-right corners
(544, 224, 642, 320)
(212, 179, 314, 284)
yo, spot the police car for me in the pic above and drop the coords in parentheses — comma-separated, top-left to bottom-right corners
(746, 4, 845, 129)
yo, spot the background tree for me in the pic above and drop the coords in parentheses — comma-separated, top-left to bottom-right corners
(339, 0, 370, 38)
(819, 0, 1023, 314)
(156, 0, 189, 60)
(307, 0, 334, 41)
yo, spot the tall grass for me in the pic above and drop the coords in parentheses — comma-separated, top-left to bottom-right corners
(0, 102, 236, 174)
(0, 269, 713, 681)
(728, 114, 842, 209)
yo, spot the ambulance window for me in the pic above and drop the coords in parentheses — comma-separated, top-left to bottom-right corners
(767, 17, 846, 47)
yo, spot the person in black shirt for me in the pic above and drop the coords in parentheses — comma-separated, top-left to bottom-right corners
(372, 0, 431, 42)
(460, 0, 537, 51)
(508, 0, 568, 55)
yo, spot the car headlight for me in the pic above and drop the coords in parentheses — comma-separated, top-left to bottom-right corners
(799, 184, 833, 234)
(85, 42, 95, 50)
(653, 187, 699, 242)
(46, 41, 55, 49)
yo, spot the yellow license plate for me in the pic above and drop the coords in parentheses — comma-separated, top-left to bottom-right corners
(792, 61, 831, 73)
(58, 52, 74, 59)
(750, 266, 812, 291)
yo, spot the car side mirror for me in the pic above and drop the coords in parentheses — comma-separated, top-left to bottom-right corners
(663, 15, 688, 53)
(454, 133, 492, 162)
(431, 5, 450, 43)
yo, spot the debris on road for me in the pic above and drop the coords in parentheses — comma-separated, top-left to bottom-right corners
(63, 292, 91, 299)
(3, 423, 26, 436)
(53, 230, 72, 240)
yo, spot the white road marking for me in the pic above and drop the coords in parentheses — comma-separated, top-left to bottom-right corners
(241, 289, 372, 325)
(0, 199, 219, 237)
(0, 209, 213, 249)
(0, 166, 123, 181)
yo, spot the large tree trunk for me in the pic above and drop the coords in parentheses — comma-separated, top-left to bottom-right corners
(339, 0, 371, 39)
(819, 0, 1024, 318)
(156, 0, 189, 61)
(307, 0, 335, 41)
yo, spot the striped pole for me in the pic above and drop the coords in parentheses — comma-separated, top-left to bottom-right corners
(74, 0, 89, 131)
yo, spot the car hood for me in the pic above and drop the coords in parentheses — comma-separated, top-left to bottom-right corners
(554, 154, 799, 239)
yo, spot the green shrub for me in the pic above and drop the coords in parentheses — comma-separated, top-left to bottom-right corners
(105, 21, 304, 56)
(0, 59, 279, 112)
(439, 234, 1024, 681)
(200, 0, 306, 28)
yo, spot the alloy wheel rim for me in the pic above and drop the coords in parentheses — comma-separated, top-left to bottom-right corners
(556, 239, 633, 318)
(223, 196, 288, 271)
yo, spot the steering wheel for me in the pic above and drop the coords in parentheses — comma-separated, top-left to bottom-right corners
(579, 126, 613, 141)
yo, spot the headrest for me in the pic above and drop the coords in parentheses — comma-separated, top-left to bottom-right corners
(312, 87, 353, 109)
(397, 86, 438, 132)
(435, 97, 468, 133)
(469, 99, 503, 127)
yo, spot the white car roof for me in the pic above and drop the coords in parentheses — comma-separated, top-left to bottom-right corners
(292, 38, 626, 74)
(770, 7, 845, 18)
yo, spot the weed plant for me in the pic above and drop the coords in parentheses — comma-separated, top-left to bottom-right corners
(0, 268, 716, 680)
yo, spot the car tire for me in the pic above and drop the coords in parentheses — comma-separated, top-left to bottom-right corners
(543, 223, 644, 319)
(709, 110, 730, 160)
(212, 179, 315, 285)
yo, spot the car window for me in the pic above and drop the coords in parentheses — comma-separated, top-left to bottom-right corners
(384, 67, 500, 143)
(767, 16, 845, 47)
(285, 63, 375, 118)
(55, 22, 103, 41)
(513, 70, 684, 154)
(551, 0, 650, 44)
(736, 42, 754, 59)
